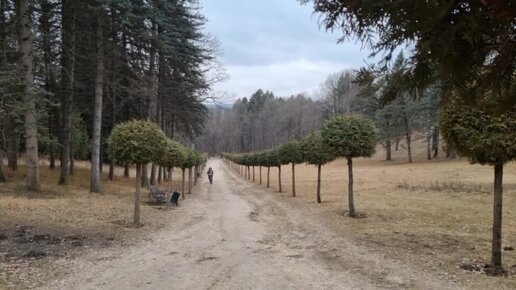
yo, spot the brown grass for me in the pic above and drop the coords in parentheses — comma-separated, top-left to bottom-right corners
(250, 140, 516, 288)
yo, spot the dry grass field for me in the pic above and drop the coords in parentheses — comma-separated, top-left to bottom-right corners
(254, 142, 516, 288)
(1, 139, 515, 289)
(0, 162, 188, 288)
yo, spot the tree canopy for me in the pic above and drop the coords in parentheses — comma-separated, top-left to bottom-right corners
(301, 0, 515, 110)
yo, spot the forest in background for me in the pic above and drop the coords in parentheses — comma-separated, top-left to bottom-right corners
(0, 0, 224, 191)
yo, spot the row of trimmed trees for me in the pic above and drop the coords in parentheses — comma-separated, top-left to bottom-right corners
(223, 114, 377, 217)
(107, 119, 207, 226)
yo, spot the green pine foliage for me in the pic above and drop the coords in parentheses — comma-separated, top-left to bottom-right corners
(302, 131, 336, 166)
(440, 102, 516, 166)
(321, 115, 377, 159)
(107, 120, 167, 165)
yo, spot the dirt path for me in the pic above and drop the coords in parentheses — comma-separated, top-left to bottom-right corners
(45, 159, 458, 290)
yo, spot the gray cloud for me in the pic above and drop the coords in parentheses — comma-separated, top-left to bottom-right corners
(203, 0, 372, 98)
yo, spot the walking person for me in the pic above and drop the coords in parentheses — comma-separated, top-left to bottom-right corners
(207, 167, 214, 184)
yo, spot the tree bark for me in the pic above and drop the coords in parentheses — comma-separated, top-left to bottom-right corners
(403, 115, 413, 163)
(252, 166, 255, 182)
(134, 163, 142, 226)
(291, 163, 296, 197)
(124, 162, 129, 178)
(20, 0, 40, 192)
(5, 114, 17, 171)
(58, 0, 76, 185)
(432, 127, 439, 158)
(426, 133, 432, 161)
(141, 163, 148, 187)
(491, 162, 504, 268)
(157, 166, 162, 184)
(0, 149, 6, 182)
(150, 163, 156, 185)
(385, 140, 392, 161)
(267, 167, 270, 188)
(188, 167, 192, 194)
(278, 165, 282, 192)
(90, 10, 104, 193)
(347, 157, 355, 217)
(316, 164, 321, 203)
(181, 168, 185, 200)
(259, 166, 262, 185)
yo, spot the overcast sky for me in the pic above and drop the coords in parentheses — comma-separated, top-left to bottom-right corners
(202, 0, 373, 100)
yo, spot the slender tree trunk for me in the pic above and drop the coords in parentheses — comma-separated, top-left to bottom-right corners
(188, 167, 192, 193)
(5, 115, 17, 171)
(0, 149, 6, 182)
(278, 165, 282, 192)
(167, 168, 172, 192)
(134, 163, 142, 226)
(491, 162, 504, 268)
(90, 11, 104, 193)
(267, 167, 270, 188)
(347, 157, 355, 217)
(20, 0, 40, 192)
(291, 163, 296, 197)
(395, 138, 399, 151)
(427, 134, 432, 160)
(58, 0, 76, 185)
(124, 162, 129, 178)
(181, 168, 185, 200)
(108, 160, 115, 181)
(157, 166, 162, 184)
(316, 164, 321, 203)
(252, 166, 255, 182)
(403, 115, 413, 163)
(432, 128, 439, 158)
(385, 140, 392, 161)
(150, 163, 156, 185)
(259, 166, 262, 185)
(141, 164, 148, 187)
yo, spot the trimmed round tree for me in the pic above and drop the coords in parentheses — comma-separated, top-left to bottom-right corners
(278, 140, 305, 197)
(158, 139, 187, 192)
(321, 115, 377, 217)
(302, 131, 337, 203)
(107, 119, 167, 225)
(181, 149, 197, 198)
(440, 101, 516, 271)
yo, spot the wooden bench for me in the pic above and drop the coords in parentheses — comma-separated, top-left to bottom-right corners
(148, 185, 167, 203)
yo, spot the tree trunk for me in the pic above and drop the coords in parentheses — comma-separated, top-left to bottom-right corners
(5, 115, 17, 171)
(58, 0, 76, 185)
(134, 163, 142, 226)
(108, 160, 115, 181)
(278, 165, 282, 192)
(181, 168, 185, 200)
(150, 163, 156, 185)
(188, 167, 192, 194)
(259, 166, 262, 185)
(316, 164, 321, 203)
(491, 162, 504, 268)
(267, 167, 270, 188)
(426, 133, 432, 161)
(403, 116, 413, 163)
(157, 166, 162, 184)
(167, 168, 172, 192)
(90, 11, 104, 193)
(124, 162, 129, 178)
(252, 166, 255, 182)
(347, 157, 355, 217)
(0, 149, 6, 182)
(141, 164, 148, 187)
(20, 0, 40, 192)
(395, 138, 399, 151)
(291, 163, 296, 197)
(385, 140, 392, 161)
(432, 128, 439, 158)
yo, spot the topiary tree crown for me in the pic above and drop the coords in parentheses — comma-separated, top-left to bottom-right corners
(278, 140, 305, 165)
(107, 119, 167, 164)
